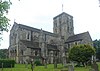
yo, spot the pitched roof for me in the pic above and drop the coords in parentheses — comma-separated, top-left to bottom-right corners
(65, 31, 91, 43)
(21, 40, 58, 51)
(14, 22, 58, 37)
(47, 44, 58, 51)
(21, 40, 40, 49)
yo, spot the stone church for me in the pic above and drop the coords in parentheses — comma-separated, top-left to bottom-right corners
(8, 12, 93, 64)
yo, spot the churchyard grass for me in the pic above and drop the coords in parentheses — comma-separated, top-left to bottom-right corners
(0, 64, 63, 71)
(0, 62, 100, 71)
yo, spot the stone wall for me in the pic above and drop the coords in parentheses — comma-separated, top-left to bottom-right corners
(53, 12, 74, 41)
(9, 12, 93, 64)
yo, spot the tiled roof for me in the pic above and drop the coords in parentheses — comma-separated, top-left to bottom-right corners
(15, 22, 58, 37)
(65, 32, 91, 43)
(47, 44, 58, 51)
(21, 40, 39, 49)
(21, 40, 58, 51)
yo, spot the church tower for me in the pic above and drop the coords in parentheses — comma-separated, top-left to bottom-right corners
(53, 12, 74, 41)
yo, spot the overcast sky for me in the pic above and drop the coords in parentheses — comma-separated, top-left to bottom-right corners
(0, 0, 100, 49)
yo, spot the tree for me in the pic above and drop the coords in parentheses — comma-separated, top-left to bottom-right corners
(93, 39, 100, 60)
(96, 47, 100, 60)
(69, 44, 95, 66)
(0, 49, 8, 59)
(0, 0, 11, 37)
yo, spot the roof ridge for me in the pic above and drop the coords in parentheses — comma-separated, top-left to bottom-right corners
(66, 31, 90, 43)
(70, 31, 89, 37)
(14, 22, 58, 37)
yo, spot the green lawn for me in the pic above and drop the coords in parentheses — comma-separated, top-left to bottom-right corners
(0, 63, 100, 71)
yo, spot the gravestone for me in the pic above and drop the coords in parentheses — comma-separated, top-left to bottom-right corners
(68, 65, 74, 71)
(44, 58, 47, 68)
(89, 68, 95, 71)
(2, 63, 3, 71)
(63, 57, 67, 68)
(70, 61, 74, 68)
(54, 56, 57, 68)
(91, 62, 99, 71)
(31, 59, 34, 71)
(25, 60, 28, 68)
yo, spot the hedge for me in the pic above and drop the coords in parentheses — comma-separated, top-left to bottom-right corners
(0, 59, 15, 68)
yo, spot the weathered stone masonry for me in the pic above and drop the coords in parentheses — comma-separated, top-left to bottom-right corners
(9, 12, 93, 64)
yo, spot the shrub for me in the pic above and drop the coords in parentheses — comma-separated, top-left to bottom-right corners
(69, 44, 95, 67)
(34, 60, 42, 66)
(0, 59, 15, 68)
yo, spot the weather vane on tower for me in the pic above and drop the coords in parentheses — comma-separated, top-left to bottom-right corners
(62, 0, 64, 12)
(62, 4, 63, 12)
(99, 0, 100, 7)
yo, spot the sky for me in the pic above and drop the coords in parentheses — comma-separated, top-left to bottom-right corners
(0, 0, 100, 49)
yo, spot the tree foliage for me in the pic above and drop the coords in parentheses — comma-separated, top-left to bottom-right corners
(0, 49, 8, 59)
(69, 44, 95, 65)
(93, 39, 100, 60)
(0, 0, 11, 34)
(93, 39, 100, 48)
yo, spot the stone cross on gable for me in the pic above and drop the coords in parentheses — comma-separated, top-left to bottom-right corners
(40, 28, 43, 35)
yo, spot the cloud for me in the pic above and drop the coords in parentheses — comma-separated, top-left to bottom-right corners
(0, 0, 100, 49)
